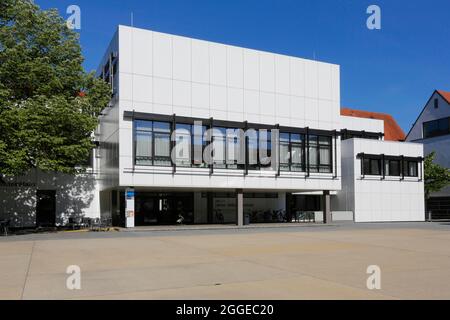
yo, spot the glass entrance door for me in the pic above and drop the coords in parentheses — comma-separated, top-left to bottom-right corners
(134, 192, 194, 226)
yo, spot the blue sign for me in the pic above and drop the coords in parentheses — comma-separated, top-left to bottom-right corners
(126, 189, 135, 200)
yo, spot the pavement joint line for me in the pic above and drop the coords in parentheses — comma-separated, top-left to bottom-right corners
(20, 241, 35, 300)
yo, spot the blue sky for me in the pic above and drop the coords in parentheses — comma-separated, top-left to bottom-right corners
(36, 0, 450, 133)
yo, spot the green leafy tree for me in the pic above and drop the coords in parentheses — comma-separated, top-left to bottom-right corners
(0, 0, 110, 178)
(424, 152, 450, 200)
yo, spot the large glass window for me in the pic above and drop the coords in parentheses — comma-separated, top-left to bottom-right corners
(259, 130, 272, 167)
(423, 117, 450, 139)
(308, 135, 332, 173)
(135, 120, 171, 166)
(291, 134, 304, 172)
(193, 125, 207, 167)
(226, 129, 241, 169)
(135, 120, 153, 166)
(153, 122, 171, 166)
(213, 127, 227, 169)
(211, 127, 243, 169)
(280, 133, 290, 171)
(247, 130, 259, 170)
(280, 133, 305, 172)
(134, 119, 335, 174)
(175, 124, 192, 167)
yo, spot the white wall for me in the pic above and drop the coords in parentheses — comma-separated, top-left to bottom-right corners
(340, 115, 384, 134)
(332, 139, 355, 213)
(0, 170, 101, 227)
(339, 139, 425, 222)
(114, 25, 342, 192)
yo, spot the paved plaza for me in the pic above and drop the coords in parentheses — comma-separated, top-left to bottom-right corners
(1, 222, 450, 300)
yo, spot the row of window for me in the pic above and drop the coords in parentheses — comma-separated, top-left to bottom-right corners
(423, 117, 450, 139)
(340, 130, 381, 141)
(362, 157, 419, 177)
(134, 120, 333, 173)
(279, 133, 332, 173)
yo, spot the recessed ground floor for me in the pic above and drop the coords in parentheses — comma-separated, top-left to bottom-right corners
(101, 189, 340, 228)
(1, 222, 450, 300)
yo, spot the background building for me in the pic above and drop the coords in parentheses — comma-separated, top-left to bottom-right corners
(406, 90, 450, 219)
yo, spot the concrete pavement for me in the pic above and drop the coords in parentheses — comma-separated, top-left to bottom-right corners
(1, 222, 450, 300)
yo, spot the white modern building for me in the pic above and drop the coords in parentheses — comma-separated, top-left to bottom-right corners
(406, 90, 450, 219)
(0, 26, 426, 228)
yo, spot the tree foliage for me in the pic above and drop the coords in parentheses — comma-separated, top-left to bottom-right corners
(0, 0, 110, 177)
(424, 152, 450, 199)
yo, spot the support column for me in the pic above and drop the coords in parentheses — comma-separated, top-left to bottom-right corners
(236, 189, 244, 226)
(323, 190, 332, 224)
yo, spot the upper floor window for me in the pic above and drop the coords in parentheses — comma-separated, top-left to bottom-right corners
(341, 130, 382, 141)
(309, 135, 332, 173)
(280, 133, 305, 172)
(423, 117, 450, 139)
(132, 117, 334, 175)
(434, 98, 439, 109)
(135, 120, 171, 166)
(404, 160, 418, 177)
(385, 159, 401, 176)
(363, 158, 381, 176)
(360, 154, 420, 178)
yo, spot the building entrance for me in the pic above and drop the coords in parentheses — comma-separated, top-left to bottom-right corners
(134, 192, 194, 226)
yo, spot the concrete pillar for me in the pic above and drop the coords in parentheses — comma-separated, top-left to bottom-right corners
(236, 189, 244, 226)
(323, 190, 332, 224)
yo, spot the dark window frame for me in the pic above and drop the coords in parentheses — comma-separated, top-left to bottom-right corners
(280, 132, 306, 172)
(135, 120, 172, 167)
(358, 153, 422, 178)
(308, 135, 332, 173)
(363, 158, 382, 176)
(423, 116, 450, 139)
(131, 114, 335, 175)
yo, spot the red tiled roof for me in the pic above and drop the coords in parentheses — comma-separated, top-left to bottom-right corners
(437, 90, 450, 104)
(341, 108, 406, 141)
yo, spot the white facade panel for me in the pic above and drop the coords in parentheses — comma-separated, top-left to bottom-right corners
(340, 115, 384, 134)
(337, 139, 425, 222)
